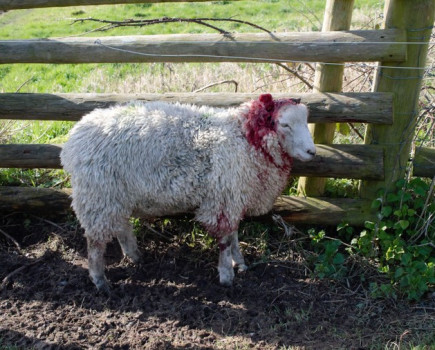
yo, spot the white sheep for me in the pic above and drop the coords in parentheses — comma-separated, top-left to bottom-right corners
(60, 93, 316, 292)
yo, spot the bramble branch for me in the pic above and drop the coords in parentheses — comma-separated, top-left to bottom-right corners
(71, 16, 272, 35)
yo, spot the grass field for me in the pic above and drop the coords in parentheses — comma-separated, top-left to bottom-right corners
(0, 0, 383, 95)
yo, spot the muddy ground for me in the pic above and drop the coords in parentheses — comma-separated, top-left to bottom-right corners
(0, 214, 434, 350)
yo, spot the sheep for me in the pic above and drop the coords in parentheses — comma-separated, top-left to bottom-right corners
(60, 93, 316, 292)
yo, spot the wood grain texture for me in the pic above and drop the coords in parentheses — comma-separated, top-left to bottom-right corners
(0, 186, 375, 225)
(0, 144, 63, 169)
(360, 0, 435, 198)
(413, 147, 435, 178)
(272, 196, 374, 226)
(0, 92, 393, 124)
(0, 143, 384, 180)
(295, 144, 384, 180)
(0, 186, 73, 216)
(0, 30, 406, 64)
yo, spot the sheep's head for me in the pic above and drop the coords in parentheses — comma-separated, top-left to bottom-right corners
(272, 96, 316, 162)
(244, 94, 316, 163)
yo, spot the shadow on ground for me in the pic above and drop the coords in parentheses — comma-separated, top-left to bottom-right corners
(0, 214, 434, 349)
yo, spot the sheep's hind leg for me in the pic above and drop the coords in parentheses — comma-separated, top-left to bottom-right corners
(87, 237, 110, 293)
(116, 221, 142, 264)
(218, 235, 235, 287)
(230, 231, 248, 272)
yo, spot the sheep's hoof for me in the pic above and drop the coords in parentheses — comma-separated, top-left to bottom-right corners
(127, 250, 142, 265)
(218, 268, 234, 287)
(237, 264, 248, 273)
(93, 278, 111, 295)
(219, 279, 233, 287)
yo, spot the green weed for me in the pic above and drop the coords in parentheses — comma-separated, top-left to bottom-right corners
(0, 168, 67, 188)
(363, 178, 435, 300)
(324, 178, 359, 198)
(308, 228, 348, 279)
(309, 178, 435, 301)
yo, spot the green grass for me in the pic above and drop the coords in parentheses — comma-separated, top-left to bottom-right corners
(0, 0, 383, 40)
(7, 121, 74, 144)
(0, 1, 323, 39)
(0, 0, 383, 94)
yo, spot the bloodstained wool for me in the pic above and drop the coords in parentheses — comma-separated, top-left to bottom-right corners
(208, 209, 239, 239)
(243, 93, 297, 170)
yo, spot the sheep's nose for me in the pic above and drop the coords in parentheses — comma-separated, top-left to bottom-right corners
(307, 148, 316, 157)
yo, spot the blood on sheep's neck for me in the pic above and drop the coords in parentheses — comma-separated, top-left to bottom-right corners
(243, 94, 295, 170)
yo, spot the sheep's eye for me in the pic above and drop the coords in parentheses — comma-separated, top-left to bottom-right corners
(281, 123, 292, 130)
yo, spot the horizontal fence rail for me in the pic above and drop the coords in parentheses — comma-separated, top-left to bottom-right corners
(0, 144, 385, 180)
(0, 186, 375, 226)
(414, 147, 435, 178)
(0, 30, 406, 64)
(273, 196, 374, 226)
(0, 92, 394, 124)
(0, 0, 239, 10)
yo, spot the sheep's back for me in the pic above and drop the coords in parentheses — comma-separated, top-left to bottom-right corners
(61, 102, 243, 217)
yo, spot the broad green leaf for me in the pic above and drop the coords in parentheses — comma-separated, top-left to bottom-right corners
(381, 206, 392, 218)
(371, 199, 382, 209)
(407, 209, 416, 216)
(365, 221, 376, 230)
(394, 267, 404, 279)
(333, 253, 345, 265)
(387, 193, 399, 203)
(401, 253, 412, 265)
(398, 220, 409, 230)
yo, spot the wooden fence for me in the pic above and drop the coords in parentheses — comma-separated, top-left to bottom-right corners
(0, 0, 434, 226)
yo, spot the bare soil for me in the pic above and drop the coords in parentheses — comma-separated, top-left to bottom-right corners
(0, 215, 434, 350)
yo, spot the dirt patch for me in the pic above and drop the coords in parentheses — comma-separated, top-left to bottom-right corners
(0, 215, 434, 349)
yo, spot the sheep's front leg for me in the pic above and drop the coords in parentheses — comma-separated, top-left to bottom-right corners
(218, 231, 247, 286)
(116, 221, 142, 264)
(230, 231, 248, 272)
(218, 235, 234, 287)
(87, 237, 110, 293)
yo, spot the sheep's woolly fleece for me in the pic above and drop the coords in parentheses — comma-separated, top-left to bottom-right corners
(61, 94, 297, 242)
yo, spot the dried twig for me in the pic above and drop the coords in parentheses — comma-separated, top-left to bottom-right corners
(348, 123, 365, 140)
(304, 63, 316, 72)
(71, 16, 272, 35)
(193, 80, 238, 93)
(272, 214, 295, 238)
(275, 62, 313, 90)
(292, 2, 322, 29)
(0, 256, 45, 291)
(252, 76, 298, 92)
(143, 222, 172, 241)
(0, 228, 21, 251)
(15, 75, 34, 93)
(29, 214, 68, 233)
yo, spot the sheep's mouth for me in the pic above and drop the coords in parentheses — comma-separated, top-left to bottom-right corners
(293, 150, 316, 162)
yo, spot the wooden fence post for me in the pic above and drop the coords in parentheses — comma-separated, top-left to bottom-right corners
(297, 0, 355, 196)
(359, 0, 435, 199)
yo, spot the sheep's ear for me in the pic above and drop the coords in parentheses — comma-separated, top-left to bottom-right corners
(259, 93, 273, 104)
(259, 94, 274, 111)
